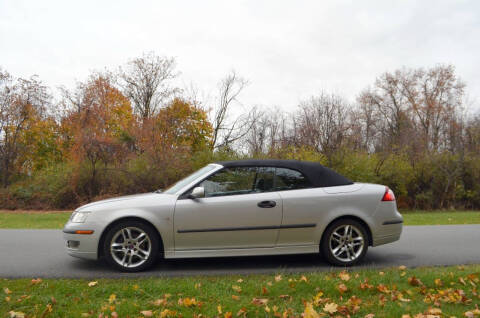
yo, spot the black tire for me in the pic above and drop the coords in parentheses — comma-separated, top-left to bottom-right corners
(320, 218, 369, 266)
(103, 220, 160, 272)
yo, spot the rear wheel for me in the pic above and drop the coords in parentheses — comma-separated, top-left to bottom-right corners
(103, 220, 159, 272)
(321, 219, 368, 266)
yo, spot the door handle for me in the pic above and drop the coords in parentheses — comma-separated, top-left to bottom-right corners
(257, 200, 276, 208)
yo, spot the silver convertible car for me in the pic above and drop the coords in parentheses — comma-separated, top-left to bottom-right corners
(63, 159, 403, 272)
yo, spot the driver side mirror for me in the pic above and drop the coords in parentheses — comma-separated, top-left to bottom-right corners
(188, 186, 205, 199)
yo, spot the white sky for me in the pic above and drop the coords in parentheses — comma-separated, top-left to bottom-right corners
(1, 0, 479, 113)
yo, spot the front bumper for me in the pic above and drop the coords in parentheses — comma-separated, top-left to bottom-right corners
(63, 222, 101, 260)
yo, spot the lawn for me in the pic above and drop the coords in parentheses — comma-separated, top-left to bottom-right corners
(401, 210, 480, 226)
(0, 210, 479, 229)
(2, 265, 480, 317)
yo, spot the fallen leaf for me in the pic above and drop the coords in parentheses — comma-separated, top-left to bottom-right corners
(337, 283, 348, 294)
(8, 312, 25, 318)
(365, 314, 375, 318)
(232, 285, 242, 293)
(262, 286, 268, 295)
(31, 278, 42, 285)
(4, 288, 12, 294)
(231, 295, 240, 300)
(379, 271, 385, 276)
(152, 298, 167, 306)
(224, 312, 233, 318)
(236, 308, 247, 317)
(401, 315, 411, 318)
(108, 294, 116, 304)
(88, 281, 98, 287)
(434, 278, 443, 287)
(304, 302, 321, 318)
(398, 265, 407, 271)
(300, 275, 308, 282)
(111, 312, 118, 318)
(464, 311, 475, 318)
(339, 271, 351, 281)
(159, 309, 176, 318)
(275, 275, 282, 282)
(140, 310, 153, 317)
(323, 302, 338, 314)
(81, 313, 90, 317)
(251, 298, 268, 306)
(408, 276, 422, 286)
(5, 296, 11, 302)
(237, 279, 243, 283)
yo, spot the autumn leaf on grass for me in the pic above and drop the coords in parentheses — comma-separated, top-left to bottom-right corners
(4, 287, 12, 294)
(303, 302, 322, 318)
(251, 298, 268, 306)
(140, 310, 153, 317)
(232, 285, 242, 293)
(360, 279, 373, 290)
(108, 294, 116, 304)
(339, 271, 350, 281)
(323, 302, 338, 314)
(236, 308, 247, 317)
(111, 312, 118, 318)
(275, 275, 282, 282)
(408, 276, 423, 286)
(231, 295, 240, 301)
(152, 298, 168, 306)
(337, 283, 348, 294)
(426, 307, 442, 316)
(159, 309, 176, 318)
(376, 284, 390, 294)
(364, 314, 375, 318)
(178, 297, 197, 307)
(31, 278, 42, 285)
(434, 278, 443, 287)
(300, 275, 308, 282)
(87, 281, 98, 287)
(262, 286, 268, 295)
(398, 265, 407, 271)
(8, 312, 25, 318)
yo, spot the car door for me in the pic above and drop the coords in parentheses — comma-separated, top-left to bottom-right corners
(173, 167, 283, 250)
(274, 167, 320, 246)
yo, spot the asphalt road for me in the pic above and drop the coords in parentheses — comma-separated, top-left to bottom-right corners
(0, 225, 479, 278)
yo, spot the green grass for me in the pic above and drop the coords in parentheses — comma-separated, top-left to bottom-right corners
(0, 210, 479, 229)
(2, 265, 480, 317)
(401, 210, 480, 226)
(0, 211, 70, 229)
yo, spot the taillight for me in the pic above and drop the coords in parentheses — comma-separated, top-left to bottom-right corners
(382, 187, 395, 201)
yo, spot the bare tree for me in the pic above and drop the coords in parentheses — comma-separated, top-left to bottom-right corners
(294, 93, 350, 161)
(119, 52, 178, 120)
(212, 70, 252, 149)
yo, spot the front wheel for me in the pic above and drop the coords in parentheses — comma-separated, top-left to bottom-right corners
(320, 219, 368, 266)
(103, 220, 159, 272)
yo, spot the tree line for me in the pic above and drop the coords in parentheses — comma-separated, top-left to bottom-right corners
(1, 53, 479, 210)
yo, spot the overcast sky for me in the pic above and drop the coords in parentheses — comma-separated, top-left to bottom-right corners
(1, 0, 479, 113)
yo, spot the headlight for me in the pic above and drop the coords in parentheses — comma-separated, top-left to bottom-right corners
(70, 211, 90, 223)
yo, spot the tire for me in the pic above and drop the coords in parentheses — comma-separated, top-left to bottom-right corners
(103, 220, 160, 272)
(320, 218, 369, 266)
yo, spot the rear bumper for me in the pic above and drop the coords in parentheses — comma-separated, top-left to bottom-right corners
(372, 221, 403, 246)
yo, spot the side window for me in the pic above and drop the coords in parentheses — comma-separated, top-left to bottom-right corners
(274, 168, 311, 191)
(199, 167, 257, 197)
(254, 167, 275, 192)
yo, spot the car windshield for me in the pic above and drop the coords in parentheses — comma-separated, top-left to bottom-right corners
(162, 164, 219, 194)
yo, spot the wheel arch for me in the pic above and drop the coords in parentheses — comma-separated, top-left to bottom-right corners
(97, 216, 165, 259)
(320, 215, 373, 247)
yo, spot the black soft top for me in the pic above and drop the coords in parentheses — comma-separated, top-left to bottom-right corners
(216, 159, 353, 188)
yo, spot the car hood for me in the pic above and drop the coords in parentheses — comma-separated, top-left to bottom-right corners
(76, 192, 172, 211)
